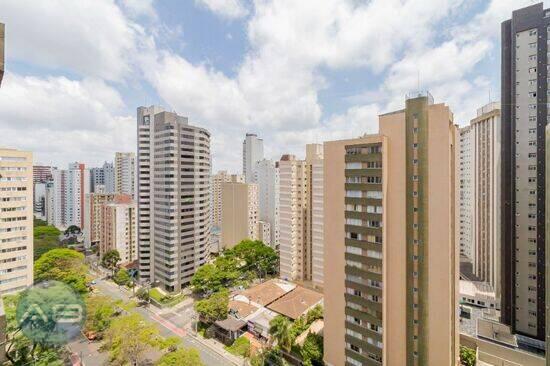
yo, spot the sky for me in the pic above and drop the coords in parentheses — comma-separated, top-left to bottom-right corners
(0, 0, 545, 172)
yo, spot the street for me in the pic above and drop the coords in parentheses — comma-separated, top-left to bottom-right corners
(91, 276, 241, 366)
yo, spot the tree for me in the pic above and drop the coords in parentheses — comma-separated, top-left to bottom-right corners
(225, 336, 250, 357)
(194, 290, 229, 324)
(85, 296, 116, 335)
(269, 315, 293, 352)
(64, 225, 81, 235)
(305, 304, 323, 324)
(102, 313, 163, 366)
(3, 294, 67, 365)
(226, 240, 278, 277)
(33, 225, 62, 260)
(250, 348, 288, 366)
(460, 346, 476, 366)
(34, 248, 88, 293)
(156, 348, 204, 366)
(101, 249, 121, 276)
(113, 268, 131, 286)
(300, 333, 323, 366)
(136, 287, 150, 303)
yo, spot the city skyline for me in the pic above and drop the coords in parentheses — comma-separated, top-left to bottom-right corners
(0, 0, 542, 173)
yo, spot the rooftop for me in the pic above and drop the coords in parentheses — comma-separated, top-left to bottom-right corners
(214, 318, 247, 332)
(267, 286, 323, 320)
(229, 298, 260, 319)
(240, 279, 295, 307)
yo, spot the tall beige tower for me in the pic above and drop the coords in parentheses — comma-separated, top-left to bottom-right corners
(0, 148, 33, 295)
(211, 171, 244, 229)
(462, 103, 501, 295)
(323, 93, 458, 366)
(100, 194, 137, 264)
(114, 152, 136, 197)
(221, 179, 258, 249)
(136, 107, 211, 292)
(278, 145, 324, 285)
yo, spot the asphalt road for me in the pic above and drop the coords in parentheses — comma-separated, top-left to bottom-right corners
(92, 277, 239, 366)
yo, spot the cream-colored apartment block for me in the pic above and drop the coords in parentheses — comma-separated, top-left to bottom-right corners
(212, 171, 244, 229)
(0, 148, 33, 295)
(324, 93, 458, 366)
(100, 195, 137, 264)
(221, 180, 258, 249)
(114, 152, 136, 197)
(278, 145, 324, 286)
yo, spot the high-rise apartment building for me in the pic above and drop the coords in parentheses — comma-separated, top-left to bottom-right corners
(45, 181, 54, 224)
(502, 3, 548, 343)
(458, 125, 474, 261)
(309, 145, 324, 289)
(100, 194, 137, 264)
(254, 159, 280, 249)
(211, 171, 244, 229)
(278, 145, 324, 284)
(33, 165, 53, 184)
(221, 180, 258, 249)
(324, 93, 458, 366)
(279, 154, 308, 281)
(243, 133, 264, 183)
(90, 162, 115, 193)
(90, 167, 104, 193)
(257, 220, 271, 247)
(103, 162, 115, 193)
(0, 148, 33, 295)
(460, 103, 502, 293)
(50, 163, 90, 229)
(137, 106, 211, 291)
(114, 152, 136, 197)
(83, 192, 116, 248)
(33, 182, 46, 219)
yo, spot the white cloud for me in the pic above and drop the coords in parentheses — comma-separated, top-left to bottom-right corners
(121, 0, 157, 19)
(0, 0, 142, 81)
(0, 74, 134, 166)
(195, 0, 249, 19)
(0, 0, 536, 172)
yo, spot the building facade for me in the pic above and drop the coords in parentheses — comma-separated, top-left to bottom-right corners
(243, 133, 264, 183)
(309, 145, 324, 289)
(279, 154, 308, 281)
(100, 195, 137, 264)
(221, 180, 258, 249)
(458, 125, 474, 261)
(501, 3, 548, 343)
(33, 165, 53, 184)
(257, 220, 271, 247)
(211, 171, 244, 229)
(278, 145, 324, 284)
(254, 159, 280, 249)
(114, 152, 136, 197)
(0, 148, 33, 295)
(50, 163, 90, 230)
(137, 106, 211, 291)
(471, 103, 501, 294)
(33, 182, 46, 219)
(324, 94, 459, 366)
(83, 192, 116, 248)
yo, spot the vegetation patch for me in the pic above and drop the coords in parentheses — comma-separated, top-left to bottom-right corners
(225, 336, 251, 357)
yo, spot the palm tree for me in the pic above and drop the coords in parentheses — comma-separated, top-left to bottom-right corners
(269, 315, 293, 352)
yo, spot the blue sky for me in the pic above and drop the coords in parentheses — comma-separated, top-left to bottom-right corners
(0, 0, 545, 172)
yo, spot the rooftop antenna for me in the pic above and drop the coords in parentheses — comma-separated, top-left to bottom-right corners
(417, 69, 421, 92)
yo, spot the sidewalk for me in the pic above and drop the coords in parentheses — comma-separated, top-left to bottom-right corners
(185, 330, 246, 366)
